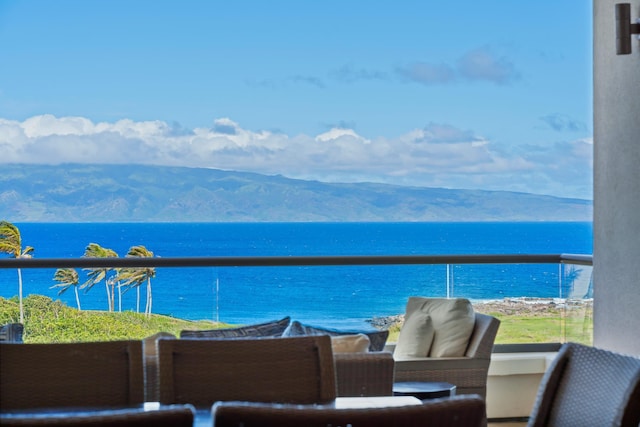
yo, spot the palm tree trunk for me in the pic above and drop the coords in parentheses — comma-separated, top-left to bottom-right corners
(17, 268, 24, 324)
(105, 282, 112, 311)
(74, 286, 81, 311)
(136, 286, 141, 313)
(145, 277, 152, 317)
(117, 281, 122, 312)
(110, 281, 115, 312)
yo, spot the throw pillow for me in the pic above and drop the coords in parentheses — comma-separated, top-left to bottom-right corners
(403, 297, 475, 357)
(180, 316, 291, 339)
(330, 334, 371, 353)
(283, 321, 389, 352)
(393, 312, 434, 359)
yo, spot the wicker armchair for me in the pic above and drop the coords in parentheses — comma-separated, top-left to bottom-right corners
(177, 322, 395, 398)
(0, 340, 144, 410)
(0, 323, 24, 343)
(142, 332, 176, 402)
(527, 342, 640, 427)
(0, 405, 195, 427)
(387, 312, 500, 399)
(157, 335, 336, 407)
(212, 395, 486, 427)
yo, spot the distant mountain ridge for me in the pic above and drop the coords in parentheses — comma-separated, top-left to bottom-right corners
(0, 164, 592, 222)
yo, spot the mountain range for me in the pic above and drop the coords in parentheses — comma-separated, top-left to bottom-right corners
(0, 164, 592, 222)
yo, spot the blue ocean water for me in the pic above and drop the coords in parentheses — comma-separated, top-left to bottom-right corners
(0, 222, 593, 328)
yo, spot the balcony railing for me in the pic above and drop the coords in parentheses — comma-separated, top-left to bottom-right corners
(0, 253, 593, 346)
(0, 253, 592, 269)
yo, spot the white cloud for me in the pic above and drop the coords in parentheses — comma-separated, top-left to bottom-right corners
(397, 46, 519, 86)
(22, 114, 97, 137)
(396, 62, 456, 85)
(330, 65, 389, 83)
(0, 114, 593, 199)
(457, 47, 519, 84)
(539, 113, 588, 132)
(315, 128, 370, 144)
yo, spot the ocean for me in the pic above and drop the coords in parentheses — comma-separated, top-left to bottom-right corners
(0, 222, 593, 329)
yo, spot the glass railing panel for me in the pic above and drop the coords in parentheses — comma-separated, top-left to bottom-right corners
(174, 264, 451, 329)
(445, 263, 573, 344)
(561, 262, 593, 345)
(0, 255, 593, 345)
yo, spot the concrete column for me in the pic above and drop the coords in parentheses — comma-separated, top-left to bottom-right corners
(593, 0, 640, 355)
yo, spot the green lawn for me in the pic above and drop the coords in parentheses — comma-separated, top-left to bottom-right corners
(384, 306, 593, 345)
(481, 305, 593, 345)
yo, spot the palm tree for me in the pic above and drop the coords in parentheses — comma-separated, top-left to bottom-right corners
(0, 220, 34, 323)
(120, 245, 156, 317)
(81, 243, 119, 311)
(51, 268, 82, 310)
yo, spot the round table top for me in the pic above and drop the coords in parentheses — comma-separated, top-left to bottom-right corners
(392, 381, 457, 398)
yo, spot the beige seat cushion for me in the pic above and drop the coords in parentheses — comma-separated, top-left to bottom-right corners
(330, 334, 371, 353)
(394, 311, 435, 359)
(397, 297, 475, 358)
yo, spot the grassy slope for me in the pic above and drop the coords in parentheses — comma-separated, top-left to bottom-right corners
(0, 295, 223, 343)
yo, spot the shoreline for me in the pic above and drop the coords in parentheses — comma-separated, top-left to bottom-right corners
(2, 294, 593, 330)
(366, 297, 594, 329)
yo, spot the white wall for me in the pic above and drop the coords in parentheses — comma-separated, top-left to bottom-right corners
(593, 0, 640, 356)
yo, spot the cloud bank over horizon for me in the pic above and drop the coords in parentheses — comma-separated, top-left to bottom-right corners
(0, 114, 593, 200)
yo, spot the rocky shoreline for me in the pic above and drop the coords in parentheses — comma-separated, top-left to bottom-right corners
(367, 297, 593, 329)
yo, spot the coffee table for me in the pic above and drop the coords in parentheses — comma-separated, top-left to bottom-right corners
(392, 381, 457, 399)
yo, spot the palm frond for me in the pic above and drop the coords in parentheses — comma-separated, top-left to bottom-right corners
(80, 269, 107, 290)
(21, 246, 35, 257)
(123, 245, 156, 284)
(84, 243, 118, 258)
(0, 220, 22, 257)
(126, 245, 154, 258)
(119, 267, 155, 291)
(51, 268, 80, 295)
(81, 243, 119, 290)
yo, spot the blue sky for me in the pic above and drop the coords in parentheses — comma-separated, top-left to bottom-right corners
(0, 0, 593, 199)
